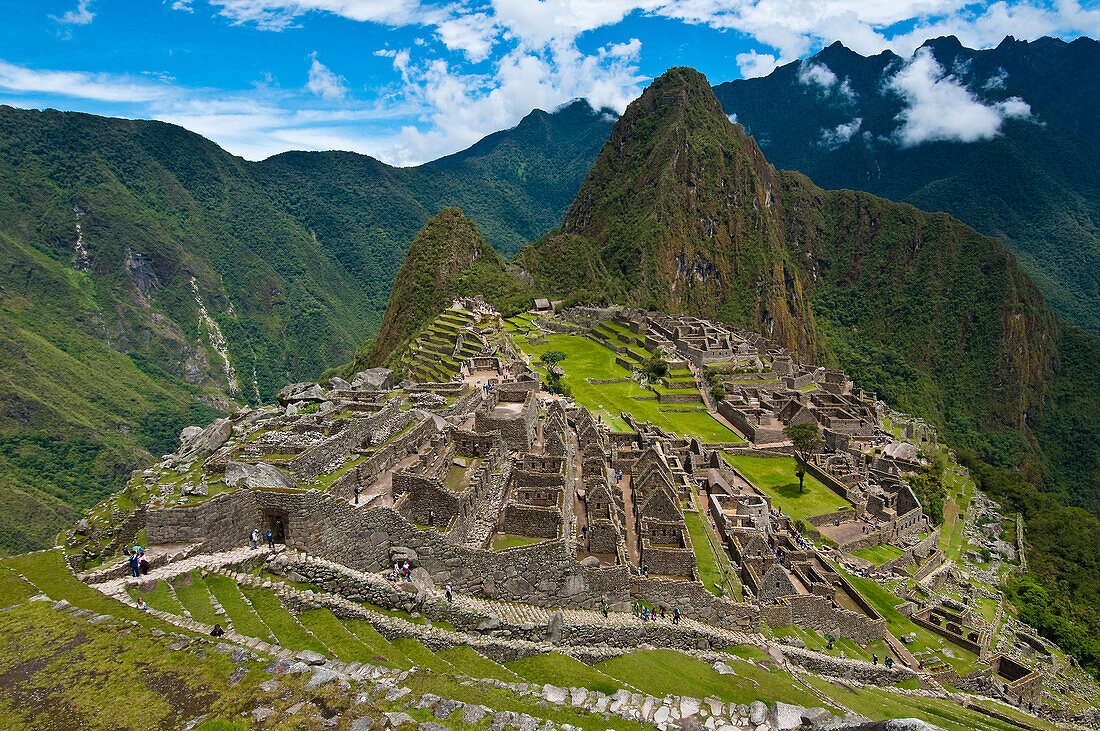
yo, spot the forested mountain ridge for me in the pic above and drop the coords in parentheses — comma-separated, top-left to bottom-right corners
(712, 35, 1100, 334)
(0, 100, 612, 556)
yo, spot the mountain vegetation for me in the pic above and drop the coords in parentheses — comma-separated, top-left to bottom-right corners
(517, 65, 1100, 671)
(712, 35, 1100, 334)
(352, 207, 532, 371)
(0, 101, 611, 556)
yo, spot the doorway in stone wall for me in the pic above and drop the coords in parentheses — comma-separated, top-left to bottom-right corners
(264, 510, 288, 544)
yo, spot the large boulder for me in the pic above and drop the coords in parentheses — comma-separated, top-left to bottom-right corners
(327, 376, 352, 391)
(769, 702, 806, 730)
(170, 418, 233, 467)
(352, 368, 394, 391)
(277, 382, 325, 405)
(225, 462, 296, 490)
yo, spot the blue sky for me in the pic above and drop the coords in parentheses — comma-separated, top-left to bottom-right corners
(0, 1, 1096, 164)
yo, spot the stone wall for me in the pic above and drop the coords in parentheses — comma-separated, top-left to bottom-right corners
(289, 400, 412, 481)
(502, 504, 561, 539)
(763, 594, 886, 644)
(656, 392, 704, 405)
(629, 576, 759, 630)
(330, 417, 437, 502)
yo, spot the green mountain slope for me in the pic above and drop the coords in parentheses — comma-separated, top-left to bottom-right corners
(361, 207, 531, 369)
(712, 35, 1100, 334)
(0, 101, 609, 555)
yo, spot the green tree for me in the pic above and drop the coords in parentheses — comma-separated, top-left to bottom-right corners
(641, 354, 669, 381)
(784, 422, 823, 493)
(539, 351, 567, 366)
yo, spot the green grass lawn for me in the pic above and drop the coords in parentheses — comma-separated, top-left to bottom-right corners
(297, 608, 375, 662)
(770, 625, 891, 664)
(0, 565, 37, 606)
(725, 455, 850, 523)
(596, 649, 829, 708)
(851, 544, 906, 565)
(437, 646, 520, 682)
(389, 636, 457, 673)
(507, 652, 629, 695)
(341, 618, 409, 667)
(242, 587, 329, 655)
(127, 580, 186, 615)
(173, 570, 220, 626)
(204, 574, 271, 640)
(492, 534, 544, 551)
(515, 332, 741, 443)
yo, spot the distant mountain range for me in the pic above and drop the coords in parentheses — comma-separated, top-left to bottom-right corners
(713, 35, 1100, 334)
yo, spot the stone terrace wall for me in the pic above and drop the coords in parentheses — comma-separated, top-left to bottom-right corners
(764, 594, 886, 644)
(289, 400, 411, 481)
(629, 576, 759, 631)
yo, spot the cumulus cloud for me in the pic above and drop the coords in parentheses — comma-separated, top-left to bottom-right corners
(796, 60, 855, 100)
(820, 117, 861, 148)
(52, 0, 95, 25)
(727, 112, 738, 124)
(736, 50, 778, 78)
(306, 54, 348, 100)
(886, 48, 1031, 147)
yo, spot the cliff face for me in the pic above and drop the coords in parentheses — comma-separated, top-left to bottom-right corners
(519, 66, 1066, 474)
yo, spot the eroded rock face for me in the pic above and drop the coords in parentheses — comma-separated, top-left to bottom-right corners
(277, 382, 325, 405)
(352, 368, 394, 391)
(225, 462, 296, 490)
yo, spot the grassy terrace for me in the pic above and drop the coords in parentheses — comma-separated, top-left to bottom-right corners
(852, 543, 906, 565)
(492, 534, 543, 551)
(596, 649, 829, 708)
(684, 508, 740, 598)
(514, 331, 741, 443)
(725, 455, 850, 523)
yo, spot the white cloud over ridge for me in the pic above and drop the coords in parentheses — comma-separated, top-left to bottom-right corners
(820, 117, 861, 148)
(886, 48, 1031, 147)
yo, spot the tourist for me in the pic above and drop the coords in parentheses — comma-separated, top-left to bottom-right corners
(128, 550, 140, 578)
(872, 653, 878, 665)
(138, 551, 150, 576)
(211, 623, 225, 638)
(265, 530, 274, 549)
(445, 585, 453, 603)
(354, 484, 360, 505)
(672, 607, 681, 624)
(660, 605, 666, 620)
(885, 657, 894, 669)
(250, 529, 259, 549)
(136, 596, 148, 611)
(642, 565, 649, 578)
(601, 601, 608, 618)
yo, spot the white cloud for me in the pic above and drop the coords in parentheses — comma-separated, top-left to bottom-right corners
(306, 54, 348, 100)
(820, 117, 861, 148)
(727, 112, 738, 124)
(797, 61, 838, 90)
(0, 60, 169, 102)
(736, 50, 778, 78)
(172, 1, 195, 12)
(52, 0, 95, 25)
(886, 48, 1031, 147)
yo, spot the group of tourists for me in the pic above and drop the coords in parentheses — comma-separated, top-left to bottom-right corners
(122, 545, 149, 577)
(631, 601, 680, 624)
(389, 561, 413, 582)
(249, 528, 275, 549)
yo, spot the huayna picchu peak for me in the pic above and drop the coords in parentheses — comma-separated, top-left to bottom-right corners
(4, 18, 1100, 731)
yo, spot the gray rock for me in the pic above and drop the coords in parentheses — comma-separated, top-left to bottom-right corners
(328, 376, 352, 391)
(278, 382, 326, 404)
(179, 426, 204, 446)
(171, 418, 232, 465)
(434, 699, 463, 719)
(258, 678, 280, 692)
(383, 711, 416, 728)
(462, 704, 489, 723)
(74, 519, 90, 536)
(227, 666, 249, 687)
(350, 717, 375, 731)
(225, 461, 296, 491)
(384, 687, 411, 702)
(748, 701, 767, 725)
(51, 599, 71, 611)
(541, 684, 568, 704)
(286, 661, 312, 674)
(801, 707, 832, 725)
(713, 661, 735, 675)
(415, 693, 441, 710)
(295, 650, 327, 666)
(418, 724, 448, 731)
(352, 368, 395, 391)
(305, 666, 346, 691)
(251, 706, 275, 723)
(769, 702, 806, 730)
(547, 610, 563, 644)
(579, 556, 601, 568)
